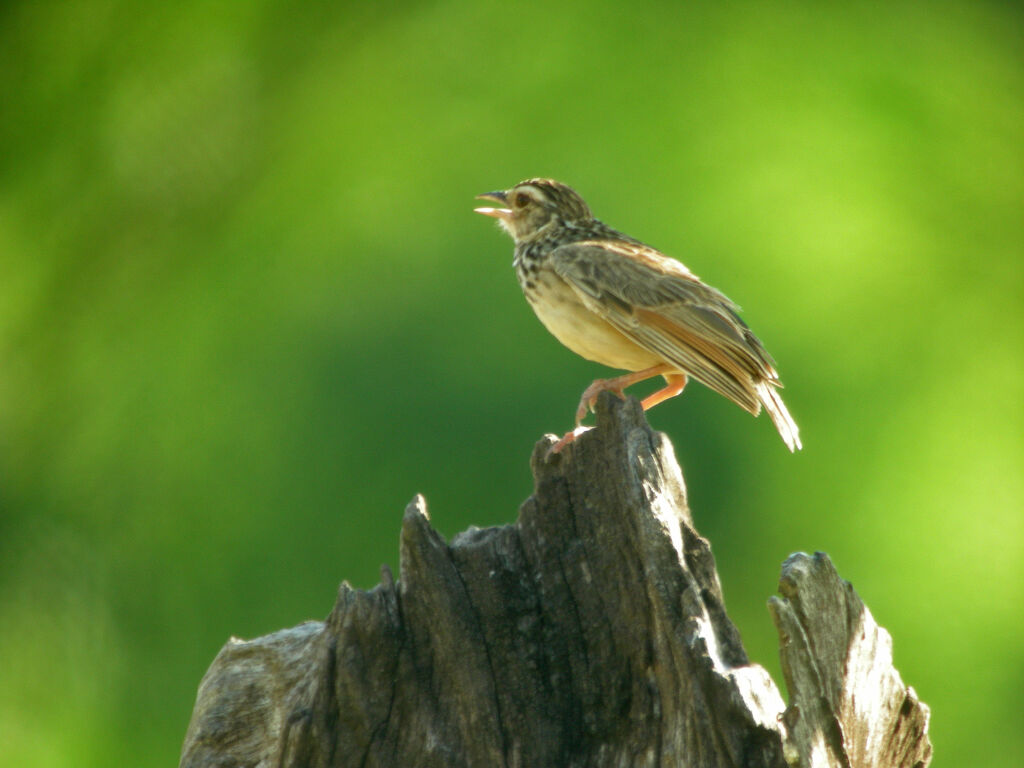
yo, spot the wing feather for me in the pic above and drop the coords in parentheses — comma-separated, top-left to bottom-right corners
(549, 240, 781, 417)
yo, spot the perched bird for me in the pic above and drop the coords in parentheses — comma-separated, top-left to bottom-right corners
(475, 178, 801, 453)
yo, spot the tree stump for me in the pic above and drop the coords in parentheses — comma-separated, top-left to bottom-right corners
(180, 394, 932, 768)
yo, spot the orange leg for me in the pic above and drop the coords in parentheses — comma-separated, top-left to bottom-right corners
(573, 363, 676, 425)
(640, 373, 688, 411)
(548, 366, 688, 456)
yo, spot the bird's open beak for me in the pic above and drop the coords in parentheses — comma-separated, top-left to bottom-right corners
(474, 191, 512, 221)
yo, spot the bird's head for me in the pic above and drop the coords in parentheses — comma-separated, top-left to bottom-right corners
(475, 178, 592, 241)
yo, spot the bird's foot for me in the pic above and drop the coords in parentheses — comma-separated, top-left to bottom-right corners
(546, 426, 594, 458)
(573, 366, 677, 423)
(574, 379, 625, 424)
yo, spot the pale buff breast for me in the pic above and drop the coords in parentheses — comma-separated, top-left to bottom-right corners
(524, 271, 662, 372)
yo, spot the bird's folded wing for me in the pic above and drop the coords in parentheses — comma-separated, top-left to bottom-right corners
(549, 241, 782, 415)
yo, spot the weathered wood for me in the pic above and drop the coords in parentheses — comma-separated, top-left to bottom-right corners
(769, 553, 932, 768)
(180, 394, 931, 767)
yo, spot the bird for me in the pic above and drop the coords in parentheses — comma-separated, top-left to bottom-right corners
(474, 178, 801, 455)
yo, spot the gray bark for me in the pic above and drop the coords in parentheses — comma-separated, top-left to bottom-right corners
(180, 394, 931, 768)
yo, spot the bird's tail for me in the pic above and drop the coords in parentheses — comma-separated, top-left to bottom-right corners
(756, 381, 802, 452)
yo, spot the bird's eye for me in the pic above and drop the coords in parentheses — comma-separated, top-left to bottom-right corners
(514, 192, 531, 208)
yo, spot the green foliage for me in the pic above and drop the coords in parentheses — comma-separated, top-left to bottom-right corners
(1, 1, 1021, 764)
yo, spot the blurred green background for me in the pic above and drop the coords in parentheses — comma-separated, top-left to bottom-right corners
(1, 1, 1021, 765)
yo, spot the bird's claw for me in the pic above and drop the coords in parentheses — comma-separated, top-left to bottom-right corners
(574, 381, 625, 423)
(546, 426, 594, 458)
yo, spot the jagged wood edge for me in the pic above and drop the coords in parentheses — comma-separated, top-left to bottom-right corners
(180, 396, 931, 768)
(769, 552, 932, 768)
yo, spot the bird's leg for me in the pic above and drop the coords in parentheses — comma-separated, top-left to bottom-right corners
(640, 373, 688, 411)
(548, 364, 679, 457)
(573, 363, 675, 424)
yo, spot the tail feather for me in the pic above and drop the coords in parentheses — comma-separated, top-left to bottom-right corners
(756, 381, 802, 452)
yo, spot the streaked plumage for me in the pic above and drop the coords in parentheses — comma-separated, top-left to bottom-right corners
(475, 178, 801, 452)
